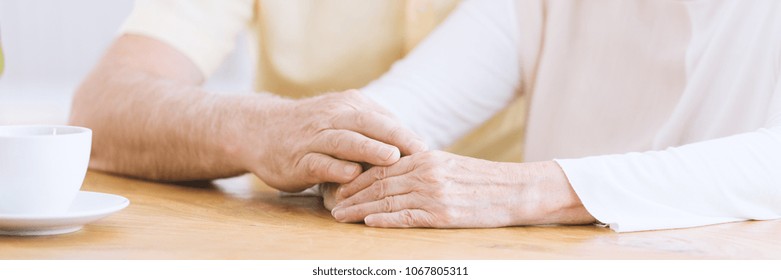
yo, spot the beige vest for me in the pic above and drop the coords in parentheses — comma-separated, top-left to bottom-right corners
(516, 1, 689, 161)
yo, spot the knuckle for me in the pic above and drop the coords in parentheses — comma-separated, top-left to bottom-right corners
(342, 90, 362, 100)
(374, 167, 388, 180)
(354, 207, 369, 218)
(428, 184, 447, 200)
(416, 150, 437, 163)
(304, 156, 320, 176)
(330, 101, 351, 112)
(382, 196, 395, 213)
(320, 100, 342, 112)
(325, 115, 341, 129)
(419, 166, 446, 185)
(400, 209, 416, 227)
(315, 159, 335, 179)
(359, 139, 374, 156)
(353, 112, 369, 128)
(333, 92, 361, 107)
(386, 126, 403, 142)
(428, 150, 448, 161)
(424, 205, 450, 227)
(304, 120, 323, 136)
(327, 133, 346, 151)
(373, 180, 388, 200)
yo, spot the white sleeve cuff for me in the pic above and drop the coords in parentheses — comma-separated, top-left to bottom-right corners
(556, 157, 743, 233)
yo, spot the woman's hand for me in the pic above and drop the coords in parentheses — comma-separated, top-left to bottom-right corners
(330, 151, 595, 228)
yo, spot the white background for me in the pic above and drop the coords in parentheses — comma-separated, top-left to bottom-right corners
(0, 0, 253, 125)
(0, 260, 772, 280)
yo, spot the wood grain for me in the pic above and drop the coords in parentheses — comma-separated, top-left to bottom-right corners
(1, 171, 778, 259)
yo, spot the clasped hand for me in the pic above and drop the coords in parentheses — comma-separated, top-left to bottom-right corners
(327, 151, 593, 228)
(230, 90, 426, 192)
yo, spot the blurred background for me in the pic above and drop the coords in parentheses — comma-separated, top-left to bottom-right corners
(0, 0, 254, 125)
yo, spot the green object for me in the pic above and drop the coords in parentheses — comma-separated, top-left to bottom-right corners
(0, 40, 4, 77)
(0, 36, 4, 77)
(0, 43, 4, 77)
(0, 26, 4, 76)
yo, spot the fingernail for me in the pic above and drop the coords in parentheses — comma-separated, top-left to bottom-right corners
(410, 141, 428, 153)
(343, 165, 357, 176)
(332, 209, 345, 220)
(364, 216, 375, 226)
(377, 147, 397, 161)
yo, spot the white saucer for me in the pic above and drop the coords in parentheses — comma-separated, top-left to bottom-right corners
(0, 191, 129, 236)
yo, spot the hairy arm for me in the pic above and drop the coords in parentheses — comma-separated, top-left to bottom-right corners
(70, 35, 425, 190)
(71, 34, 254, 180)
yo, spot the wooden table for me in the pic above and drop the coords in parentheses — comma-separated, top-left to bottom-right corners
(1, 171, 779, 259)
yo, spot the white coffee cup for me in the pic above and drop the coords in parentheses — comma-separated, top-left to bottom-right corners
(0, 125, 92, 215)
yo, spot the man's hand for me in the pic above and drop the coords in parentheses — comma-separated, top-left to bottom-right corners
(330, 151, 595, 228)
(233, 90, 427, 192)
(71, 35, 426, 187)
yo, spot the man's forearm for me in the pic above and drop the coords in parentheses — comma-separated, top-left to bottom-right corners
(71, 35, 427, 190)
(70, 65, 274, 181)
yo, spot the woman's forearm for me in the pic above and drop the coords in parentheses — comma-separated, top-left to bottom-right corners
(514, 161, 595, 225)
(332, 152, 596, 228)
(362, 0, 521, 149)
(557, 125, 781, 232)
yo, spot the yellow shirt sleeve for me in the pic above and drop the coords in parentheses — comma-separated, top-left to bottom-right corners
(119, 0, 254, 77)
